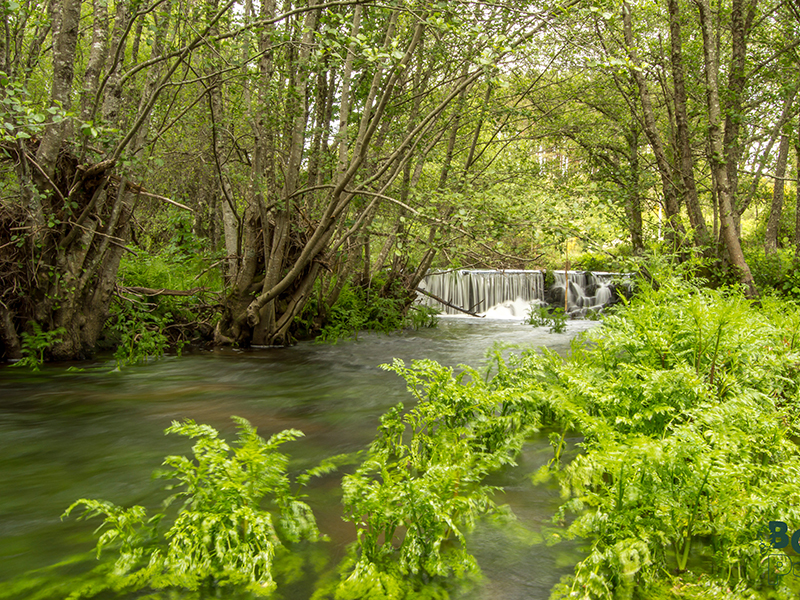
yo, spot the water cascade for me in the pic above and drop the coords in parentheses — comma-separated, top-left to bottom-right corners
(546, 271, 621, 317)
(417, 270, 545, 317)
(417, 269, 626, 317)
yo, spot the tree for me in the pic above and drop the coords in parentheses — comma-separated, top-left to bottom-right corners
(0, 0, 236, 359)
(211, 1, 570, 346)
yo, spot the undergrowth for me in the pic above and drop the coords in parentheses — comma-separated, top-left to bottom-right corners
(104, 229, 222, 364)
(518, 277, 800, 599)
(298, 282, 439, 344)
(57, 418, 338, 599)
(525, 303, 568, 333)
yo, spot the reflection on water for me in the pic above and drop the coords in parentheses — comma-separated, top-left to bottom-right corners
(0, 317, 596, 599)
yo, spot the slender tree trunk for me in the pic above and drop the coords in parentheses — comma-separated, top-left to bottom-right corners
(205, 0, 239, 281)
(739, 90, 797, 217)
(794, 114, 800, 258)
(131, 0, 173, 155)
(80, 0, 109, 123)
(36, 0, 81, 177)
(764, 132, 790, 254)
(627, 128, 644, 254)
(668, 0, 709, 247)
(19, 0, 53, 79)
(0, 3, 7, 77)
(723, 0, 758, 233)
(102, 0, 132, 124)
(694, 0, 757, 298)
(622, 0, 684, 246)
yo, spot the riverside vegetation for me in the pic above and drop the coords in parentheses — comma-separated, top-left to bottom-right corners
(6, 272, 800, 599)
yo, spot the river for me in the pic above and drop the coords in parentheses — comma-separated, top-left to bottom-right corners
(0, 317, 597, 599)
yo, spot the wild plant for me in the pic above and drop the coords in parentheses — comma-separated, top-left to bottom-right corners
(332, 358, 539, 599)
(405, 304, 440, 329)
(522, 277, 800, 598)
(110, 303, 172, 366)
(63, 417, 327, 598)
(316, 283, 437, 343)
(525, 303, 568, 333)
(11, 322, 66, 371)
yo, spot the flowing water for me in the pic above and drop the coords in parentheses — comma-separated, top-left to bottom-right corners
(0, 316, 597, 599)
(417, 269, 627, 318)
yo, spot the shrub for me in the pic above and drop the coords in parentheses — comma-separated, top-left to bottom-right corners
(331, 358, 539, 599)
(315, 282, 437, 343)
(746, 247, 800, 299)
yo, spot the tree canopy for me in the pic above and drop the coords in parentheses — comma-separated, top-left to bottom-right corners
(1, 0, 799, 358)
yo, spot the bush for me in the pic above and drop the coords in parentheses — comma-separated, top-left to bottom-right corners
(11, 323, 66, 370)
(330, 358, 539, 599)
(104, 244, 221, 360)
(512, 277, 800, 598)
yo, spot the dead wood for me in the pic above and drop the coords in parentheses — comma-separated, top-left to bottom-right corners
(415, 287, 484, 318)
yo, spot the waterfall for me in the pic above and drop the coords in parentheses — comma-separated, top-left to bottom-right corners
(417, 269, 627, 317)
(417, 270, 545, 315)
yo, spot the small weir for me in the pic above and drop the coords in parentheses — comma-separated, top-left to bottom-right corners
(417, 269, 626, 317)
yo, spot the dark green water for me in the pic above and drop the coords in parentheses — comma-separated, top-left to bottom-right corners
(0, 317, 595, 599)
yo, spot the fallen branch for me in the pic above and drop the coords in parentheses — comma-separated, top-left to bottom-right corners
(415, 287, 484, 318)
(133, 189, 194, 212)
(107, 174, 194, 211)
(119, 285, 206, 297)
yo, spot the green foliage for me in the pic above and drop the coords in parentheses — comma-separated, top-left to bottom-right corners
(746, 247, 800, 300)
(110, 304, 171, 367)
(106, 230, 222, 361)
(497, 276, 800, 598)
(525, 304, 568, 333)
(0, 72, 68, 143)
(571, 251, 625, 273)
(330, 358, 539, 599)
(314, 283, 437, 344)
(11, 323, 66, 371)
(405, 304, 441, 330)
(63, 417, 324, 598)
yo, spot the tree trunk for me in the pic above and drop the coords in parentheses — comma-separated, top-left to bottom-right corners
(723, 0, 758, 233)
(795, 112, 800, 258)
(764, 132, 790, 254)
(80, 0, 109, 123)
(668, 0, 709, 247)
(131, 0, 173, 155)
(101, 0, 132, 124)
(205, 0, 239, 281)
(694, 0, 757, 298)
(622, 0, 684, 246)
(36, 0, 81, 178)
(626, 128, 644, 254)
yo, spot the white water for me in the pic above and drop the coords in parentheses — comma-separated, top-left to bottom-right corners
(418, 269, 626, 317)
